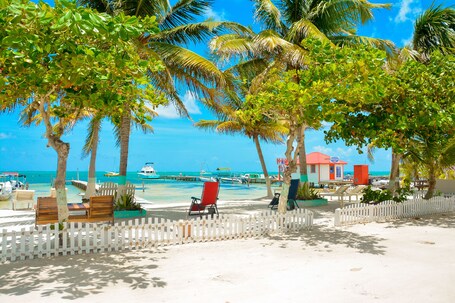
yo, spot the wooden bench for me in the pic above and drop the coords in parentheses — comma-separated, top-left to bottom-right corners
(35, 195, 114, 225)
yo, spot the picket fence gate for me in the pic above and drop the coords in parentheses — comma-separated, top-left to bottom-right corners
(1, 209, 313, 263)
(334, 196, 455, 227)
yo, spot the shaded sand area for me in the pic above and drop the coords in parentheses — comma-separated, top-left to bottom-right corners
(1, 200, 454, 302)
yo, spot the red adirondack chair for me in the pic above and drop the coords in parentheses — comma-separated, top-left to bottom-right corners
(188, 181, 220, 216)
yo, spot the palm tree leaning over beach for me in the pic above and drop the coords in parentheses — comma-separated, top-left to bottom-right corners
(77, 0, 249, 192)
(384, 3, 455, 195)
(195, 63, 287, 197)
(210, 0, 392, 193)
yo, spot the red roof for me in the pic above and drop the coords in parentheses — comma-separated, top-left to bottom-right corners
(277, 152, 347, 165)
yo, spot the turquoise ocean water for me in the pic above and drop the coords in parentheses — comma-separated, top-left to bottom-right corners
(5, 170, 390, 207)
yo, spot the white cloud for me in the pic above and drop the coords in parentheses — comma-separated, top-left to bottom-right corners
(155, 91, 202, 119)
(313, 145, 334, 155)
(204, 7, 226, 21)
(401, 33, 413, 46)
(394, 0, 422, 23)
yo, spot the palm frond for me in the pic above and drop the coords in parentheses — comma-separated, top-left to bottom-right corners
(160, 0, 213, 30)
(210, 34, 256, 62)
(412, 4, 455, 57)
(152, 21, 252, 45)
(253, 29, 296, 56)
(151, 42, 226, 88)
(253, 0, 284, 33)
(286, 18, 331, 44)
(82, 115, 102, 158)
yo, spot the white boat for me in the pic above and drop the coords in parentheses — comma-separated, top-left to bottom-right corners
(0, 181, 13, 201)
(138, 162, 160, 179)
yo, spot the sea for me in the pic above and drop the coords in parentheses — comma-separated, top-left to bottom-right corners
(4, 170, 390, 207)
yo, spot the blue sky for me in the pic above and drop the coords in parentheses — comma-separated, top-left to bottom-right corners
(1, 0, 454, 173)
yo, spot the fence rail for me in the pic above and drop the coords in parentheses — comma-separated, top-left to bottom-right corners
(334, 197, 455, 227)
(1, 209, 313, 263)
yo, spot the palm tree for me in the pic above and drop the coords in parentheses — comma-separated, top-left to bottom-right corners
(78, 0, 249, 188)
(210, 1, 392, 209)
(195, 68, 287, 197)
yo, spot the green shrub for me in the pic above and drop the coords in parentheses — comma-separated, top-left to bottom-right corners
(296, 182, 322, 200)
(360, 186, 412, 204)
(114, 194, 142, 211)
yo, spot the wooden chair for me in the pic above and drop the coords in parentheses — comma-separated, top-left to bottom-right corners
(320, 185, 351, 207)
(188, 182, 220, 217)
(35, 197, 58, 225)
(13, 189, 35, 210)
(88, 195, 114, 224)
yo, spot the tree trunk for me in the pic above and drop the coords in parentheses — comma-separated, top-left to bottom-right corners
(118, 109, 131, 198)
(40, 99, 69, 222)
(298, 125, 308, 186)
(85, 118, 101, 199)
(388, 151, 402, 194)
(253, 134, 273, 198)
(424, 161, 436, 199)
(278, 126, 300, 214)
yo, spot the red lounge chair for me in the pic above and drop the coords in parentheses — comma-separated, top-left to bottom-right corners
(188, 181, 220, 216)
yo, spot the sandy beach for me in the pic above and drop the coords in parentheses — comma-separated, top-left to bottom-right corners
(1, 198, 454, 303)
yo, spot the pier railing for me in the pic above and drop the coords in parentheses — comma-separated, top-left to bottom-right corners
(334, 196, 455, 227)
(1, 209, 313, 262)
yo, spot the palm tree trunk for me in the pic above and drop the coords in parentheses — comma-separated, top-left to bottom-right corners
(85, 118, 101, 199)
(118, 109, 131, 197)
(253, 134, 273, 198)
(388, 151, 401, 194)
(40, 99, 69, 222)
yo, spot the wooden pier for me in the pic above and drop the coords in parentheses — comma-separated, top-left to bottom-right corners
(160, 175, 200, 182)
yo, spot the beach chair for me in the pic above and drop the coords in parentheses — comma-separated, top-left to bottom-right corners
(35, 197, 58, 225)
(344, 185, 367, 202)
(269, 179, 300, 210)
(13, 189, 35, 210)
(188, 181, 220, 217)
(320, 185, 351, 207)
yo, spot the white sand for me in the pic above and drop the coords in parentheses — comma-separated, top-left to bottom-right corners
(0, 200, 454, 302)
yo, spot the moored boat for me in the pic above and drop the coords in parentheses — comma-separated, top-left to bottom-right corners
(138, 162, 160, 179)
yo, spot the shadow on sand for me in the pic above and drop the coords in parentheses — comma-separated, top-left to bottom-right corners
(0, 248, 168, 299)
(263, 225, 387, 256)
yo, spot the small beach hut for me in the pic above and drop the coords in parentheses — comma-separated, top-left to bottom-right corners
(277, 152, 347, 185)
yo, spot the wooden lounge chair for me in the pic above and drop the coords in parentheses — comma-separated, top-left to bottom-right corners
(88, 195, 114, 224)
(269, 179, 300, 210)
(35, 197, 58, 225)
(344, 185, 367, 202)
(320, 185, 351, 207)
(188, 181, 220, 217)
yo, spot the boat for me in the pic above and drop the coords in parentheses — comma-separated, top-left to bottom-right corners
(0, 181, 13, 201)
(215, 168, 247, 184)
(104, 171, 119, 177)
(138, 162, 160, 179)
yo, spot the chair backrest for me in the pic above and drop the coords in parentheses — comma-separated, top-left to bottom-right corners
(36, 197, 58, 223)
(200, 182, 220, 206)
(334, 185, 350, 194)
(124, 182, 136, 197)
(287, 179, 300, 200)
(347, 185, 366, 194)
(89, 195, 114, 218)
(15, 189, 35, 200)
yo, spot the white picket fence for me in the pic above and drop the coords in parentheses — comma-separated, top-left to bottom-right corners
(334, 196, 455, 227)
(1, 209, 313, 262)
